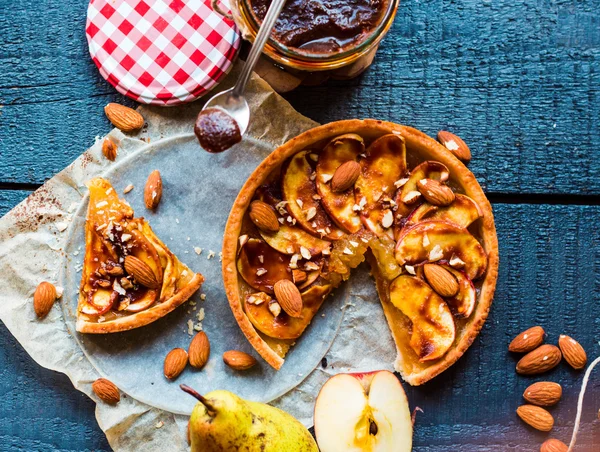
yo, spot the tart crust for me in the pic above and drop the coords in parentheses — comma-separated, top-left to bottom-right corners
(222, 119, 499, 384)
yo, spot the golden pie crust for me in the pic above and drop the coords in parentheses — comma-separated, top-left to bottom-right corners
(76, 178, 204, 334)
(222, 120, 499, 385)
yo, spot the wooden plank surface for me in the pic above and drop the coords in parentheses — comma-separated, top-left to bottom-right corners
(1, 200, 599, 450)
(0, 0, 599, 195)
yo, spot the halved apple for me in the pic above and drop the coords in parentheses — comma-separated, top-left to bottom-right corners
(441, 264, 476, 318)
(395, 220, 487, 280)
(282, 150, 344, 240)
(314, 370, 412, 452)
(259, 224, 331, 256)
(407, 194, 482, 229)
(389, 275, 456, 361)
(394, 161, 450, 219)
(237, 238, 292, 293)
(354, 134, 407, 237)
(316, 134, 364, 233)
(245, 284, 331, 339)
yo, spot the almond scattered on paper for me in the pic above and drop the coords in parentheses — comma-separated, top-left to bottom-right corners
(164, 348, 188, 380)
(101, 138, 118, 161)
(33, 281, 58, 318)
(188, 331, 210, 369)
(104, 103, 144, 132)
(92, 378, 120, 404)
(222, 350, 257, 371)
(144, 170, 162, 210)
(540, 439, 568, 452)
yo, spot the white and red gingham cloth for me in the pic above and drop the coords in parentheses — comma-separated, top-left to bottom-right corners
(86, 0, 240, 106)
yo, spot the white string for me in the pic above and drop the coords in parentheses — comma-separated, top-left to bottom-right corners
(567, 356, 600, 451)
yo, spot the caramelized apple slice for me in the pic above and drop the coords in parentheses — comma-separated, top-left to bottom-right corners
(245, 284, 332, 340)
(298, 258, 324, 289)
(237, 238, 292, 293)
(395, 220, 487, 280)
(389, 275, 455, 361)
(316, 134, 364, 233)
(441, 264, 476, 318)
(259, 224, 331, 256)
(282, 151, 344, 240)
(125, 290, 158, 312)
(355, 134, 407, 237)
(407, 194, 483, 229)
(394, 161, 450, 219)
(87, 289, 116, 315)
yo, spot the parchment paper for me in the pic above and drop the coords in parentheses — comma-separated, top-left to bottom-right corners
(0, 63, 396, 450)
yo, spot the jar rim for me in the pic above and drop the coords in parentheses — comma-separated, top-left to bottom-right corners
(238, 0, 399, 69)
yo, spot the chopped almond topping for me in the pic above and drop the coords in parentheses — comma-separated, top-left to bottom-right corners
(405, 265, 416, 275)
(321, 174, 333, 183)
(343, 247, 353, 255)
(394, 178, 409, 188)
(296, 199, 304, 208)
(449, 254, 466, 268)
(429, 245, 444, 262)
(422, 233, 430, 247)
(268, 301, 282, 317)
(381, 210, 393, 228)
(256, 268, 268, 276)
(306, 207, 317, 221)
(402, 191, 421, 204)
(300, 246, 312, 260)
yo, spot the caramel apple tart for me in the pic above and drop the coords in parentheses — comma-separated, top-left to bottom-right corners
(222, 120, 498, 385)
(76, 177, 204, 334)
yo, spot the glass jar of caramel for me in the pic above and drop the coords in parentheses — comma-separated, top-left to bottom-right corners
(230, 0, 399, 83)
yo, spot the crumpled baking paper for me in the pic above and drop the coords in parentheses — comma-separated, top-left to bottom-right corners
(0, 63, 396, 450)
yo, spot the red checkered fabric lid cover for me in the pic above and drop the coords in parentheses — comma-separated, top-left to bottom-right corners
(86, 0, 240, 106)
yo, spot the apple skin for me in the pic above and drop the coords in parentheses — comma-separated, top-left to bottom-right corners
(314, 370, 413, 452)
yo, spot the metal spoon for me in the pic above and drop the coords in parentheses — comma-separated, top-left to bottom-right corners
(201, 0, 287, 136)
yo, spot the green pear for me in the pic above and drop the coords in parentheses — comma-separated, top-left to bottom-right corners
(181, 385, 318, 452)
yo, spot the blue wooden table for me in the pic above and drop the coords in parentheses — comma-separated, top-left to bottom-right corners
(1, 0, 599, 450)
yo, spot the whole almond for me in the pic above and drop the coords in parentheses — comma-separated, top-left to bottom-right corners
(331, 160, 361, 192)
(223, 350, 257, 370)
(509, 326, 546, 353)
(516, 344, 562, 375)
(540, 439, 568, 452)
(523, 382, 562, 406)
(558, 334, 587, 370)
(189, 331, 210, 369)
(144, 170, 162, 209)
(516, 405, 554, 432)
(104, 103, 144, 132)
(274, 279, 303, 317)
(423, 264, 459, 297)
(102, 138, 118, 161)
(292, 269, 307, 284)
(164, 348, 188, 380)
(417, 179, 455, 206)
(249, 200, 279, 233)
(124, 255, 160, 289)
(33, 281, 57, 318)
(437, 131, 471, 162)
(92, 378, 120, 404)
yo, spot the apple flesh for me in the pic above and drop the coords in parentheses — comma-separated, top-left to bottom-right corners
(354, 134, 407, 237)
(316, 134, 364, 233)
(395, 219, 488, 280)
(282, 151, 344, 240)
(314, 370, 412, 452)
(389, 275, 456, 361)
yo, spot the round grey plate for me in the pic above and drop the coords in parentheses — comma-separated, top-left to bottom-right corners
(61, 135, 346, 415)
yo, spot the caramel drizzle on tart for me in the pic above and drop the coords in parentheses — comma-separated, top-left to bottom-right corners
(237, 133, 488, 363)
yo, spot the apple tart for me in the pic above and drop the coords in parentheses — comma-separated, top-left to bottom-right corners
(222, 120, 498, 385)
(76, 178, 204, 334)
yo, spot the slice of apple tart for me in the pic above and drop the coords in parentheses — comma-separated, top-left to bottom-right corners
(223, 120, 498, 385)
(76, 178, 204, 334)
